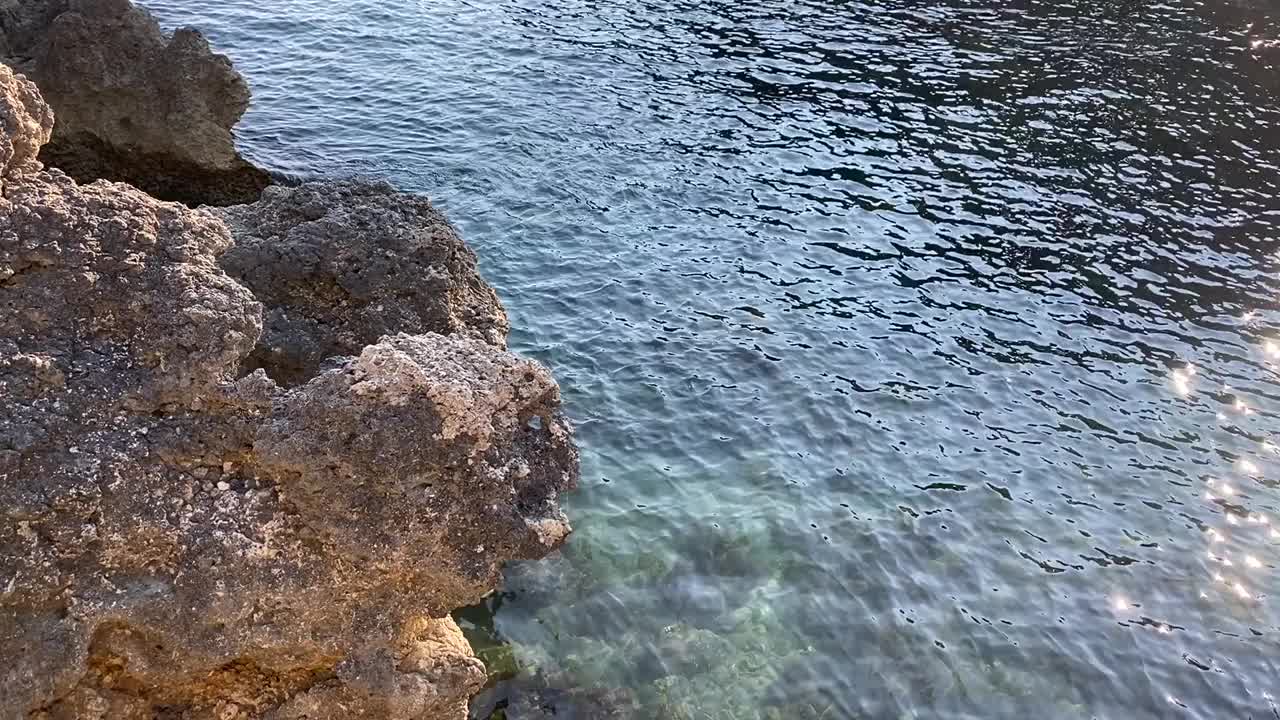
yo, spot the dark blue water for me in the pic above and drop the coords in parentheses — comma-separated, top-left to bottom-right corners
(145, 1, 1280, 717)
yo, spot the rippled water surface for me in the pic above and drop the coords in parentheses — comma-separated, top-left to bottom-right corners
(145, 0, 1280, 717)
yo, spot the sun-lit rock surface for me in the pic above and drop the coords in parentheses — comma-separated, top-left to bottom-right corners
(0, 60, 51, 180)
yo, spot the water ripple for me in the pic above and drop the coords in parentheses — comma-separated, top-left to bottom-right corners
(144, 0, 1280, 717)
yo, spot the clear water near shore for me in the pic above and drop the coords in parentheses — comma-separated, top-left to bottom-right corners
(145, 0, 1280, 717)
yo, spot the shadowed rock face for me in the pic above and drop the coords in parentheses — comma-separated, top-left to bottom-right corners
(217, 181, 511, 386)
(0, 63, 578, 720)
(0, 0, 270, 205)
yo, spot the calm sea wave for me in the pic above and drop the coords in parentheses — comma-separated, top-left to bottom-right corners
(144, 1, 1280, 717)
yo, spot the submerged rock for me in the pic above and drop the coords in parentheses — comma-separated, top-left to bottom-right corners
(0, 0, 270, 205)
(0, 64, 578, 720)
(217, 180, 510, 386)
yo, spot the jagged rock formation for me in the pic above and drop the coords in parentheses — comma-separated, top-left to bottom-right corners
(0, 62, 577, 720)
(217, 181, 511, 386)
(0, 0, 271, 206)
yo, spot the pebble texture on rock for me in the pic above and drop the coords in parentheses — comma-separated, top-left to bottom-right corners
(0, 0, 271, 205)
(218, 181, 511, 386)
(0, 63, 578, 720)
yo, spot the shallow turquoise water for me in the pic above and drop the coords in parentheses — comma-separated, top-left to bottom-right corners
(145, 1, 1280, 717)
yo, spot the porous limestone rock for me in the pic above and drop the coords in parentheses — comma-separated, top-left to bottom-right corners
(0, 61, 52, 180)
(0, 0, 270, 205)
(217, 181, 511, 386)
(0, 64, 577, 720)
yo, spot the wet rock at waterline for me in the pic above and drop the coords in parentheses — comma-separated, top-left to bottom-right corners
(0, 0, 270, 205)
(0, 64, 578, 719)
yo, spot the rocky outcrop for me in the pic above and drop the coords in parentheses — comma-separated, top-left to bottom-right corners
(0, 0, 270, 206)
(217, 181, 511, 386)
(0, 62, 578, 720)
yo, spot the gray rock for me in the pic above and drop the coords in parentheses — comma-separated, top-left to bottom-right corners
(0, 0, 270, 205)
(217, 180, 511, 386)
(0, 64, 578, 720)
